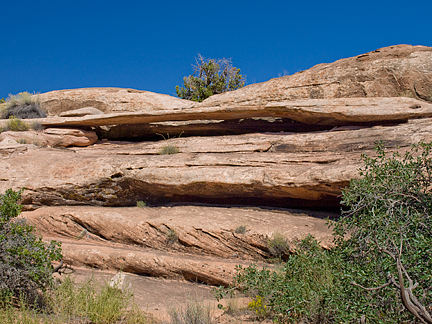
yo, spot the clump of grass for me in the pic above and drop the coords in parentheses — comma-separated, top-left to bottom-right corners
(0, 275, 148, 324)
(3, 116, 29, 131)
(166, 228, 178, 244)
(16, 138, 27, 144)
(168, 299, 214, 324)
(136, 200, 146, 208)
(48, 275, 147, 324)
(30, 121, 43, 131)
(2, 92, 46, 119)
(234, 225, 246, 234)
(268, 232, 289, 259)
(159, 145, 180, 155)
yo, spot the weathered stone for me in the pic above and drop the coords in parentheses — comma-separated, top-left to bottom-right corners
(23, 205, 334, 284)
(59, 107, 104, 117)
(199, 44, 432, 107)
(2, 118, 432, 209)
(38, 88, 193, 116)
(16, 97, 432, 131)
(0, 128, 98, 147)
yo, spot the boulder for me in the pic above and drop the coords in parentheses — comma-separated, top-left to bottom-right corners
(38, 88, 193, 116)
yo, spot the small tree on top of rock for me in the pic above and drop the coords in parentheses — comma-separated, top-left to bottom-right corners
(176, 54, 245, 102)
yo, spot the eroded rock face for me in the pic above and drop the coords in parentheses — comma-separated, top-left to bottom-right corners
(2, 118, 432, 209)
(199, 45, 432, 107)
(0, 128, 98, 147)
(38, 88, 194, 116)
(23, 205, 334, 284)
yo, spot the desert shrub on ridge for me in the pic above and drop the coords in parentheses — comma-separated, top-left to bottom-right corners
(2, 92, 46, 119)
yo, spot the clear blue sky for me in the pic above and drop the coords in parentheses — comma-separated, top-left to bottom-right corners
(1, 0, 431, 99)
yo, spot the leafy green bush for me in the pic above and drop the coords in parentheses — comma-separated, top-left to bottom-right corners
(0, 189, 62, 305)
(2, 92, 46, 119)
(335, 141, 432, 323)
(217, 142, 432, 323)
(176, 54, 245, 102)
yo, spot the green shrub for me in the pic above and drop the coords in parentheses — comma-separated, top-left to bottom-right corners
(136, 200, 146, 208)
(3, 116, 29, 131)
(2, 92, 46, 119)
(234, 225, 246, 234)
(216, 142, 432, 323)
(166, 228, 178, 244)
(176, 54, 245, 102)
(267, 232, 289, 259)
(335, 141, 432, 323)
(0, 189, 62, 305)
(159, 145, 180, 155)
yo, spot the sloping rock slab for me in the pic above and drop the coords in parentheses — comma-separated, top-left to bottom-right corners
(24, 205, 334, 260)
(23, 205, 334, 284)
(199, 44, 432, 107)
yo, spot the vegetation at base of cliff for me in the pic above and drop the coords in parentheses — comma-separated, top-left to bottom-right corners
(0, 275, 149, 324)
(176, 54, 245, 102)
(0, 189, 62, 305)
(1, 92, 46, 119)
(216, 141, 432, 323)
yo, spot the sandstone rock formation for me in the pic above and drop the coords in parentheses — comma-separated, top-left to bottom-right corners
(199, 44, 432, 107)
(0, 128, 98, 147)
(1, 44, 431, 286)
(38, 88, 193, 116)
(23, 205, 334, 284)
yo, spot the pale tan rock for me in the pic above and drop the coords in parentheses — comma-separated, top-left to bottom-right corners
(199, 44, 432, 107)
(17, 97, 432, 131)
(38, 88, 193, 116)
(0, 129, 98, 147)
(23, 205, 334, 284)
(2, 118, 432, 209)
(59, 107, 104, 117)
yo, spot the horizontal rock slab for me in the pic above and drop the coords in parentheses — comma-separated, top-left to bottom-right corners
(0, 128, 98, 147)
(2, 118, 432, 209)
(10, 98, 432, 130)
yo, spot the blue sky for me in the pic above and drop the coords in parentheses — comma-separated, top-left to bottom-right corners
(1, 0, 431, 99)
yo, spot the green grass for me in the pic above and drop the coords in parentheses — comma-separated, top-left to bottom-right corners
(167, 299, 214, 324)
(136, 200, 146, 208)
(234, 225, 246, 234)
(0, 275, 149, 324)
(159, 145, 180, 155)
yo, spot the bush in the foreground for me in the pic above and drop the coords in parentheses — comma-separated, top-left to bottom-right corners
(217, 142, 432, 323)
(0, 189, 62, 305)
(2, 92, 46, 119)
